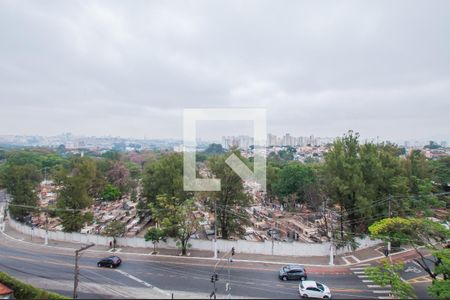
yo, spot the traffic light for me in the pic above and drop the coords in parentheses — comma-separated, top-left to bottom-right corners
(231, 247, 235, 256)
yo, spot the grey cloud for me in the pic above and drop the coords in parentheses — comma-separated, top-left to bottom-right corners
(0, 0, 449, 141)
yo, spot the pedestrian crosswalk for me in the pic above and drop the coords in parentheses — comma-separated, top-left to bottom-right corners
(350, 263, 394, 299)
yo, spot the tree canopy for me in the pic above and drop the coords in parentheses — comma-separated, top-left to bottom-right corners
(273, 162, 316, 210)
(142, 153, 190, 203)
(369, 217, 450, 298)
(149, 195, 198, 256)
(55, 157, 97, 232)
(207, 151, 251, 239)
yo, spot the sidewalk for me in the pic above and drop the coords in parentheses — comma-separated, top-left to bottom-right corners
(1, 222, 411, 267)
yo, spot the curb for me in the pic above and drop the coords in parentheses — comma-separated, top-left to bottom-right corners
(0, 229, 338, 267)
(1, 224, 415, 268)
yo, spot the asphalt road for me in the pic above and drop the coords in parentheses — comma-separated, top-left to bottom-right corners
(0, 193, 433, 299)
(0, 232, 383, 299)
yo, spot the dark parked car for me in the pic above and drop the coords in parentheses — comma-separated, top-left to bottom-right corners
(279, 265, 307, 281)
(97, 256, 122, 268)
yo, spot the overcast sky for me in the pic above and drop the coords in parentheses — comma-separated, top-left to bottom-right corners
(1, 0, 449, 142)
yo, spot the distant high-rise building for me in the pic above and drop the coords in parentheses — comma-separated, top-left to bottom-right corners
(221, 136, 230, 149)
(267, 134, 278, 146)
(222, 135, 253, 149)
(282, 133, 293, 146)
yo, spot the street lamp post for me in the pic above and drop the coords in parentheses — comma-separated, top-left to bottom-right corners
(73, 243, 95, 299)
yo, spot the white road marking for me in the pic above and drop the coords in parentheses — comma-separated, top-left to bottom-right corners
(115, 269, 170, 297)
(356, 263, 371, 266)
(357, 275, 369, 278)
(350, 267, 366, 271)
(349, 255, 361, 262)
(353, 271, 365, 274)
(362, 280, 374, 283)
(342, 257, 351, 265)
(373, 290, 392, 294)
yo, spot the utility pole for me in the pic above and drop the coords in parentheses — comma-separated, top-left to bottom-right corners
(73, 243, 95, 299)
(327, 206, 335, 266)
(0, 201, 4, 233)
(226, 248, 234, 299)
(323, 197, 328, 234)
(38, 174, 49, 246)
(211, 248, 234, 299)
(329, 233, 334, 266)
(44, 167, 47, 183)
(0, 193, 8, 232)
(323, 198, 334, 265)
(214, 199, 218, 259)
(44, 210, 49, 245)
(387, 196, 391, 255)
(210, 273, 218, 300)
(271, 224, 274, 256)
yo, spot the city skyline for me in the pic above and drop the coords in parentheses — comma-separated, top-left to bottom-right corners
(0, 131, 447, 149)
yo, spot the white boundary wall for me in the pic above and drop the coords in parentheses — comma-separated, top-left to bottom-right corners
(8, 217, 381, 257)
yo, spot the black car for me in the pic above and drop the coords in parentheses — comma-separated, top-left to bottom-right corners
(97, 256, 122, 268)
(279, 265, 307, 281)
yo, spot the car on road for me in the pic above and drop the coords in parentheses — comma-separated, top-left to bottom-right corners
(97, 256, 122, 268)
(299, 280, 331, 299)
(278, 265, 307, 281)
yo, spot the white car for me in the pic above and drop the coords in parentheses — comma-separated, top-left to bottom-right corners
(299, 280, 332, 299)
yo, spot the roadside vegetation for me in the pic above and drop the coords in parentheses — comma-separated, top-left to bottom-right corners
(0, 271, 69, 299)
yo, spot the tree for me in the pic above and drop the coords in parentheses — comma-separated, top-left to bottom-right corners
(102, 184, 122, 201)
(427, 249, 450, 299)
(145, 227, 167, 254)
(405, 150, 429, 180)
(125, 161, 142, 180)
(0, 149, 6, 161)
(203, 143, 225, 155)
(266, 163, 281, 203)
(107, 161, 131, 194)
(142, 153, 190, 203)
(323, 132, 419, 238)
(1, 164, 41, 219)
(207, 152, 251, 239)
(365, 259, 416, 299)
(55, 157, 97, 232)
(369, 217, 450, 298)
(149, 196, 198, 256)
(58, 211, 93, 234)
(430, 156, 450, 187)
(273, 162, 316, 210)
(103, 220, 126, 251)
(425, 141, 442, 150)
(324, 131, 366, 236)
(102, 150, 121, 161)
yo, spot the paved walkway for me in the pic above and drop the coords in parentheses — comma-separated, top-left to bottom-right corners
(1, 222, 414, 267)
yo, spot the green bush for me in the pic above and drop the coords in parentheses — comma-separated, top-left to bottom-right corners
(0, 272, 69, 299)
